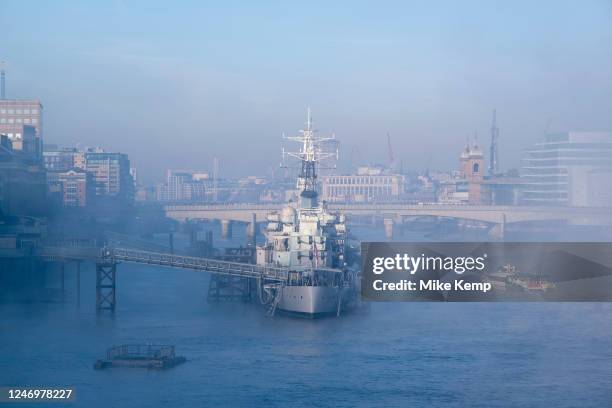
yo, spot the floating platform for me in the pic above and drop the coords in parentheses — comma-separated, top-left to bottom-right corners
(94, 344, 186, 370)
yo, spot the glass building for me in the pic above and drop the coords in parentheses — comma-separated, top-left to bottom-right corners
(522, 132, 612, 207)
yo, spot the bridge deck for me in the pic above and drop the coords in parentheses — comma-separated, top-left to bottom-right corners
(163, 202, 612, 225)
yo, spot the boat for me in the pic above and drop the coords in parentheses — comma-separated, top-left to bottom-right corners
(255, 109, 359, 317)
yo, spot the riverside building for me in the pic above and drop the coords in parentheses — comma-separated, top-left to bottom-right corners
(522, 132, 612, 207)
(321, 166, 405, 202)
(0, 99, 43, 160)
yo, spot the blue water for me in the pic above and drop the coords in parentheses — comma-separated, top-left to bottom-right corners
(2, 227, 612, 407)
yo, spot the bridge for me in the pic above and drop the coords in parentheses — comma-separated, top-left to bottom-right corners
(163, 203, 612, 238)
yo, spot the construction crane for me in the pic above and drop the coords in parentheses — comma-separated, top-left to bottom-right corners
(1, 60, 6, 99)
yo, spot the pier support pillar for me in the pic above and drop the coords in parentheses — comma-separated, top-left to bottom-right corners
(96, 262, 116, 313)
(397, 218, 404, 237)
(61, 262, 65, 292)
(76, 261, 81, 308)
(246, 213, 257, 246)
(383, 218, 394, 240)
(205, 230, 214, 256)
(208, 275, 253, 302)
(221, 220, 233, 240)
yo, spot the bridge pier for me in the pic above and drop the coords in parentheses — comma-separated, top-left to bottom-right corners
(246, 213, 257, 245)
(96, 261, 117, 313)
(383, 218, 394, 240)
(221, 220, 233, 240)
(488, 213, 507, 240)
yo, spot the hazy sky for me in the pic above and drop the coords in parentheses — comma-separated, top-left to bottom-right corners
(2, 1, 611, 183)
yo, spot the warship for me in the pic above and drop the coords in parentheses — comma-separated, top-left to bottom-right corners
(256, 110, 360, 317)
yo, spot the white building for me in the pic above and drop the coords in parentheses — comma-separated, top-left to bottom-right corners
(522, 132, 612, 207)
(321, 166, 405, 202)
(157, 170, 209, 202)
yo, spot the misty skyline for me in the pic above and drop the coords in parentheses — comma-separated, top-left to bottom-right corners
(1, 0, 611, 183)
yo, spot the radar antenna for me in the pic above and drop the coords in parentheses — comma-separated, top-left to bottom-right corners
(282, 108, 336, 208)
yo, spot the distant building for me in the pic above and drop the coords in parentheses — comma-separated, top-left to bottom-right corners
(322, 166, 405, 202)
(135, 185, 156, 202)
(44, 145, 134, 207)
(0, 99, 43, 160)
(481, 176, 523, 205)
(73, 151, 86, 170)
(48, 168, 93, 207)
(437, 142, 523, 205)
(522, 132, 612, 207)
(43, 145, 79, 171)
(85, 150, 134, 203)
(156, 170, 209, 202)
(0, 135, 47, 216)
(459, 142, 485, 204)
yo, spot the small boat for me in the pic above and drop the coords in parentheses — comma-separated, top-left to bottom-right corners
(94, 344, 186, 370)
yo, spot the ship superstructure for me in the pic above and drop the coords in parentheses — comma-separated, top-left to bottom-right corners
(256, 109, 358, 317)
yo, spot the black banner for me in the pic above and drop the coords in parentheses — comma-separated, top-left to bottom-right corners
(361, 242, 612, 301)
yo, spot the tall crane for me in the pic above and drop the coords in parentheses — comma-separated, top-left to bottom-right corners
(1, 60, 6, 99)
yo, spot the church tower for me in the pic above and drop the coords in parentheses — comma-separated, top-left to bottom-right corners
(458, 139, 485, 204)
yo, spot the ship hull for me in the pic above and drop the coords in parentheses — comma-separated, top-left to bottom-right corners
(277, 286, 343, 318)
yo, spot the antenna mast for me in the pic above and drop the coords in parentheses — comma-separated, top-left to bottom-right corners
(283, 108, 336, 206)
(212, 157, 219, 202)
(489, 109, 499, 175)
(387, 132, 395, 170)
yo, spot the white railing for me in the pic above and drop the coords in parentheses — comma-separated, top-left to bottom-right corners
(102, 247, 341, 282)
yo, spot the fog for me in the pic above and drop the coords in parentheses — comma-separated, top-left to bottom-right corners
(2, 1, 612, 183)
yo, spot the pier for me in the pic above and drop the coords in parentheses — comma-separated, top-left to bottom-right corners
(35, 243, 342, 313)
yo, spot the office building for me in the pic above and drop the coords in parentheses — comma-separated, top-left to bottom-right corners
(157, 170, 209, 202)
(43, 145, 79, 171)
(47, 168, 93, 207)
(58, 169, 92, 207)
(85, 150, 134, 203)
(0, 135, 46, 216)
(321, 166, 405, 202)
(0, 99, 43, 160)
(522, 132, 612, 207)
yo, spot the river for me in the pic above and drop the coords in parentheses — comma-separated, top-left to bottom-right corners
(2, 224, 612, 407)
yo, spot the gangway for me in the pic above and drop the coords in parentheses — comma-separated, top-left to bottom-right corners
(102, 247, 292, 282)
(37, 244, 343, 313)
(97, 247, 343, 313)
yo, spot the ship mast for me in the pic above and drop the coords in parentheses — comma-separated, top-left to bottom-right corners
(283, 108, 336, 208)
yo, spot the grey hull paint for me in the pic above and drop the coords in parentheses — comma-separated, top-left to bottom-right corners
(277, 286, 342, 316)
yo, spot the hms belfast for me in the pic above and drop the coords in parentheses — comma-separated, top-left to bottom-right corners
(255, 110, 360, 317)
